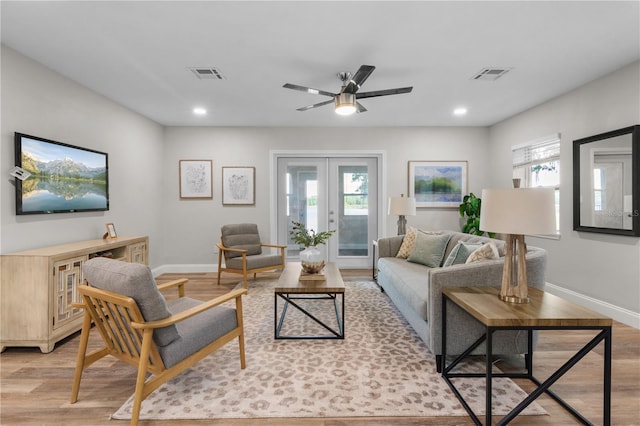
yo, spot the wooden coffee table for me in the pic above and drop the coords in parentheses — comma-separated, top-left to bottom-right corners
(274, 262, 345, 339)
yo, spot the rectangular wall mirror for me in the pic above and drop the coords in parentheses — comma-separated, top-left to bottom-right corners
(573, 125, 639, 236)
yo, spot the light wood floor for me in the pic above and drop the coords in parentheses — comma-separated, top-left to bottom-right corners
(1, 271, 638, 425)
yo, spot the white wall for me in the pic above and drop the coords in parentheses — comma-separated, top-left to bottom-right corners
(159, 126, 490, 267)
(489, 61, 640, 326)
(0, 46, 166, 266)
(4, 43, 636, 327)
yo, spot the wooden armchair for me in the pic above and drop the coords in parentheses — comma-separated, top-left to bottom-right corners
(70, 257, 246, 426)
(217, 223, 286, 289)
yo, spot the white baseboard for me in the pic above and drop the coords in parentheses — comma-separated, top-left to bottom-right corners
(545, 282, 640, 329)
(152, 264, 218, 276)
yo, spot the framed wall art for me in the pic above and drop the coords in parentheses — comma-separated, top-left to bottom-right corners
(222, 166, 255, 205)
(408, 161, 468, 208)
(179, 160, 213, 199)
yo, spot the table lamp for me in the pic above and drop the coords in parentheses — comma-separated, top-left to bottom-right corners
(388, 194, 416, 235)
(479, 187, 556, 303)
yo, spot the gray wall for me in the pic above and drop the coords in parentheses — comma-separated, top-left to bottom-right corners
(0, 46, 166, 265)
(489, 61, 640, 320)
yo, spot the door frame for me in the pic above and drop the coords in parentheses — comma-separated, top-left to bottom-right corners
(269, 150, 387, 264)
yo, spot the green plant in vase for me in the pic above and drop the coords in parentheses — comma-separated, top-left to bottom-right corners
(459, 193, 495, 237)
(290, 221, 335, 273)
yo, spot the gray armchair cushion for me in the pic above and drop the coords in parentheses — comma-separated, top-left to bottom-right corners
(226, 254, 284, 270)
(221, 223, 263, 259)
(158, 297, 239, 368)
(82, 257, 180, 347)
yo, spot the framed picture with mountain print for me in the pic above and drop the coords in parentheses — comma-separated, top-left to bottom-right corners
(408, 161, 467, 208)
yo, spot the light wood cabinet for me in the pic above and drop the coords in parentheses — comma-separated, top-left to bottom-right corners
(1, 236, 148, 353)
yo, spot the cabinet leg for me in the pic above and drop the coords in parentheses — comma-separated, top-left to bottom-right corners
(39, 343, 55, 353)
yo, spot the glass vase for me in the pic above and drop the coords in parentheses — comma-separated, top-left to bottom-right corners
(299, 245, 325, 274)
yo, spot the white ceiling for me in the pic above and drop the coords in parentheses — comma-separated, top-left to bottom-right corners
(1, 1, 639, 127)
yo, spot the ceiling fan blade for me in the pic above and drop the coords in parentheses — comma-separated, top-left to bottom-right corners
(356, 102, 368, 113)
(342, 65, 376, 93)
(356, 86, 413, 99)
(296, 99, 334, 111)
(283, 83, 336, 98)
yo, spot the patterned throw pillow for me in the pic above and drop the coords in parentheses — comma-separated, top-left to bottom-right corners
(443, 241, 483, 267)
(395, 226, 418, 258)
(466, 242, 500, 264)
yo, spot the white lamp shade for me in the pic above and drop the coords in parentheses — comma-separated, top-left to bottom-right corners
(480, 188, 556, 235)
(388, 196, 417, 216)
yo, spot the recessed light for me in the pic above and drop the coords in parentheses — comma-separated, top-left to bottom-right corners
(453, 107, 467, 116)
(193, 107, 207, 116)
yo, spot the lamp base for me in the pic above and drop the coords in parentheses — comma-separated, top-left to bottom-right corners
(397, 215, 407, 235)
(500, 234, 531, 304)
(499, 294, 531, 304)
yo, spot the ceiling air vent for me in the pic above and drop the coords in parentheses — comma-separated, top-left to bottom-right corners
(189, 67, 225, 80)
(472, 67, 512, 81)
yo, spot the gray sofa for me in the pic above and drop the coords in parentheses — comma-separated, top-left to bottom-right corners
(376, 230, 547, 371)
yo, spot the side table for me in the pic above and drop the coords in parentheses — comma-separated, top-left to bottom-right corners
(442, 286, 612, 425)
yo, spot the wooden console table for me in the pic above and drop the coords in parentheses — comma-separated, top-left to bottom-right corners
(1, 236, 148, 353)
(442, 286, 612, 425)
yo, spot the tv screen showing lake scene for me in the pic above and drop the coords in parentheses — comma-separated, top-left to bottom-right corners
(15, 133, 109, 215)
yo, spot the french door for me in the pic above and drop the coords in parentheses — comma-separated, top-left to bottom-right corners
(276, 156, 379, 269)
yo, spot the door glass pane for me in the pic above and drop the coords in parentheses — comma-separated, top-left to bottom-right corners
(338, 166, 368, 256)
(286, 165, 318, 257)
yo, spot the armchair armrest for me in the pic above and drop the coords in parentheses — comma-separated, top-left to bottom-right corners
(131, 288, 248, 330)
(260, 243, 286, 249)
(216, 243, 248, 254)
(157, 278, 188, 298)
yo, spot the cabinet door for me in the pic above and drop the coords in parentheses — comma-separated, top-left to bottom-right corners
(128, 242, 148, 265)
(52, 256, 86, 330)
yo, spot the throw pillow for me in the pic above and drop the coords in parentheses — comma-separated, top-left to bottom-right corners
(395, 226, 417, 258)
(443, 241, 483, 267)
(407, 232, 452, 268)
(466, 242, 500, 264)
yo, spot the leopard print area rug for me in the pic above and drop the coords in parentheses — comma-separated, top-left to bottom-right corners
(113, 280, 546, 420)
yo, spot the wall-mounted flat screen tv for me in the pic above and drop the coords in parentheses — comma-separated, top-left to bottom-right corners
(14, 132, 109, 215)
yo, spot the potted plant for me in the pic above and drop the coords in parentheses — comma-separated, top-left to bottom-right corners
(290, 221, 335, 273)
(459, 193, 495, 237)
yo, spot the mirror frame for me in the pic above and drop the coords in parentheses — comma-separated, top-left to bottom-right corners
(573, 125, 640, 236)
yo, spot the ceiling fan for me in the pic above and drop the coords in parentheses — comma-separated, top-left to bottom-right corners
(283, 65, 413, 115)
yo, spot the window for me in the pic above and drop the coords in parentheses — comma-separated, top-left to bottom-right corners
(512, 134, 561, 234)
(340, 167, 368, 216)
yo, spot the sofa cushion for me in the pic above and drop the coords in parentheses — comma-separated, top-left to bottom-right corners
(377, 257, 430, 320)
(443, 241, 483, 267)
(466, 242, 500, 263)
(82, 257, 179, 347)
(407, 232, 452, 268)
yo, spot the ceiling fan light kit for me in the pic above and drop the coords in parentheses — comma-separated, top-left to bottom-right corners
(334, 92, 356, 115)
(283, 65, 413, 116)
